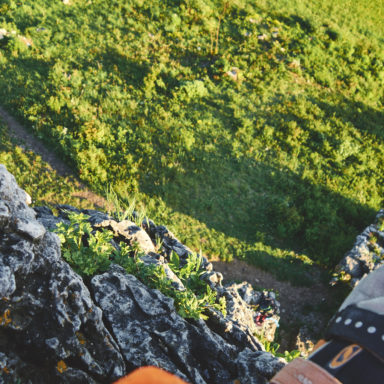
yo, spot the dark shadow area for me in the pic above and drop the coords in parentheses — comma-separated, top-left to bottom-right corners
(0, 43, 379, 273)
(139, 146, 376, 268)
(315, 98, 384, 141)
(96, 47, 151, 89)
(133, 84, 380, 268)
(0, 54, 86, 179)
(278, 14, 316, 34)
(0, 54, 56, 129)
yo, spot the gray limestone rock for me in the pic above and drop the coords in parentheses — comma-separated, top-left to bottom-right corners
(0, 350, 97, 384)
(32, 204, 283, 378)
(0, 201, 10, 227)
(95, 219, 156, 254)
(236, 349, 285, 384)
(33, 204, 282, 345)
(0, 165, 286, 383)
(339, 255, 364, 278)
(206, 306, 264, 352)
(333, 210, 384, 286)
(91, 264, 248, 384)
(15, 217, 46, 241)
(222, 283, 280, 343)
(153, 225, 193, 260)
(0, 164, 34, 221)
(201, 270, 223, 288)
(34, 206, 67, 230)
(0, 166, 125, 383)
(0, 263, 15, 297)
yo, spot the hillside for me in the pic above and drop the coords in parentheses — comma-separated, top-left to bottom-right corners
(0, 0, 383, 283)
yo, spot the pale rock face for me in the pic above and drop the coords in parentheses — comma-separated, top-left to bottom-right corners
(0, 29, 7, 39)
(15, 217, 46, 241)
(236, 349, 285, 383)
(0, 164, 35, 221)
(0, 265, 15, 297)
(95, 219, 156, 254)
(25, 192, 32, 205)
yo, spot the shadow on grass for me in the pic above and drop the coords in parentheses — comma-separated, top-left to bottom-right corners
(96, 48, 151, 89)
(140, 148, 375, 269)
(315, 97, 384, 141)
(0, 51, 378, 281)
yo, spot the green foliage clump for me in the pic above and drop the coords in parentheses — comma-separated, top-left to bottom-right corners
(54, 211, 226, 320)
(168, 251, 227, 319)
(262, 339, 301, 362)
(376, 217, 384, 232)
(55, 212, 114, 276)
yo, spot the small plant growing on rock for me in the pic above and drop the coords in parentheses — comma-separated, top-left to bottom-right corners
(54, 212, 226, 320)
(260, 338, 301, 362)
(105, 185, 147, 226)
(377, 217, 384, 232)
(168, 251, 227, 318)
(55, 212, 115, 276)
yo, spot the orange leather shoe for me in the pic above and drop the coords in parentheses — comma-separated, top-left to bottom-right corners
(113, 366, 188, 384)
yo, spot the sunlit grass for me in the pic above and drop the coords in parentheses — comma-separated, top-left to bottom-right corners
(0, 0, 382, 283)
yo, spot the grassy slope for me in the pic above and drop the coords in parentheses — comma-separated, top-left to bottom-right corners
(0, 120, 96, 209)
(0, 0, 383, 284)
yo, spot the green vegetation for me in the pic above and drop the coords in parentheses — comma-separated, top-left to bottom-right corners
(262, 339, 300, 362)
(55, 212, 114, 276)
(54, 211, 226, 320)
(0, 0, 383, 282)
(0, 120, 95, 208)
(377, 216, 384, 232)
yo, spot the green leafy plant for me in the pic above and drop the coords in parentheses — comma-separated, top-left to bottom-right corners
(168, 251, 227, 318)
(261, 338, 301, 362)
(54, 212, 115, 276)
(169, 251, 204, 290)
(54, 212, 226, 320)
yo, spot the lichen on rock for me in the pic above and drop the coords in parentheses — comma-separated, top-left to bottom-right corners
(0, 165, 284, 383)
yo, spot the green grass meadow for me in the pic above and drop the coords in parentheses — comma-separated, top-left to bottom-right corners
(0, 120, 97, 209)
(0, 0, 383, 284)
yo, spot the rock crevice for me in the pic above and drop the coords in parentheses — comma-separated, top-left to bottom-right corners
(0, 165, 283, 383)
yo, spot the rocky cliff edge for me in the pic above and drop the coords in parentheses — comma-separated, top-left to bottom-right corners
(0, 165, 284, 384)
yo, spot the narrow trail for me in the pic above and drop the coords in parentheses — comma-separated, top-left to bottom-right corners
(0, 106, 108, 209)
(212, 258, 337, 351)
(0, 106, 341, 353)
(0, 106, 72, 176)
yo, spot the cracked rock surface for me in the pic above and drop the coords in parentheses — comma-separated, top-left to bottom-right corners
(0, 165, 125, 383)
(333, 209, 384, 287)
(0, 165, 284, 383)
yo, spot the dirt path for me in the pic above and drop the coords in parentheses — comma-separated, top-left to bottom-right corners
(212, 258, 340, 352)
(0, 107, 72, 177)
(212, 258, 329, 324)
(0, 106, 342, 353)
(0, 107, 108, 209)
